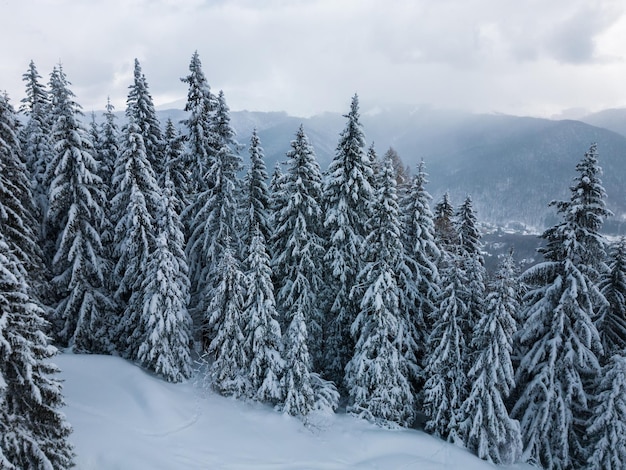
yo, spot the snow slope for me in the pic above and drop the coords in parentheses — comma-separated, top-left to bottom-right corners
(56, 353, 533, 469)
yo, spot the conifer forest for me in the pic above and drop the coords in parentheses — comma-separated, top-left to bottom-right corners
(2, 52, 626, 469)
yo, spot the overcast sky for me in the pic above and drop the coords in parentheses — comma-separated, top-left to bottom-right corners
(2, 0, 626, 118)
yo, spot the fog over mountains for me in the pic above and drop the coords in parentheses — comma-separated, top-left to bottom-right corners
(152, 105, 626, 234)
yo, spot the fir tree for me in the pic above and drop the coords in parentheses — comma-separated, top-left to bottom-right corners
(163, 118, 189, 214)
(125, 59, 164, 184)
(136, 165, 193, 382)
(243, 129, 271, 247)
(457, 254, 522, 465)
(422, 255, 468, 440)
(0, 235, 74, 469)
(46, 68, 109, 352)
(345, 152, 415, 427)
(322, 94, 375, 385)
(585, 353, 626, 469)
(243, 228, 283, 403)
(111, 119, 160, 356)
(19, 60, 52, 224)
(400, 160, 440, 372)
(180, 50, 218, 196)
(434, 192, 457, 251)
(597, 237, 626, 360)
(271, 125, 325, 373)
(186, 91, 243, 346)
(512, 146, 609, 469)
(206, 246, 248, 397)
(0, 93, 43, 284)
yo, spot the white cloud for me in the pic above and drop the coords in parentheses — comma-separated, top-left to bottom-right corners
(2, 0, 626, 116)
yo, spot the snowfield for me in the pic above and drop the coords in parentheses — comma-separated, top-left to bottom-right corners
(56, 353, 533, 469)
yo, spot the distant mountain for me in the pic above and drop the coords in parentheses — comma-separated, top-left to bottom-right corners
(154, 106, 626, 233)
(580, 108, 626, 138)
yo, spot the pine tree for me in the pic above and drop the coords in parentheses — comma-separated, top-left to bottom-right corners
(457, 254, 522, 465)
(136, 165, 193, 382)
(272, 125, 325, 372)
(206, 246, 248, 397)
(19, 60, 52, 224)
(0, 235, 74, 469)
(400, 161, 440, 371)
(163, 118, 189, 214)
(322, 94, 375, 385)
(422, 255, 468, 440)
(46, 67, 110, 352)
(125, 59, 164, 184)
(243, 228, 283, 403)
(243, 129, 271, 247)
(111, 118, 160, 357)
(512, 146, 609, 469)
(180, 50, 218, 196)
(345, 152, 415, 427)
(597, 237, 626, 360)
(585, 353, 626, 469)
(186, 91, 243, 346)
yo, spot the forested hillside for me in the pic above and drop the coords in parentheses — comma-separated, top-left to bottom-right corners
(2, 53, 626, 469)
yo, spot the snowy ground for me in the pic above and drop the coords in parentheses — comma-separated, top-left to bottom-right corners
(56, 353, 533, 469)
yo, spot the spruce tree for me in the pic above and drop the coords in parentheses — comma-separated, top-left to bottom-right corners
(322, 94, 375, 385)
(434, 192, 457, 251)
(206, 246, 248, 397)
(243, 228, 283, 403)
(0, 235, 74, 469)
(163, 118, 189, 214)
(125, 59, 164, 184)
(422, 254, 468, 440)
(345, 152, 415, 427)
(272, 125, 325, 371)
(457, 254, 522, 465)
(585, 353, 626, 469)
(400, 161, 440, 372)
(19, 60, 52, 225)
(180, 50, 218, 196)
(186, 91, 243, 346)
(136, 165, 193, 382)
(597, 237, 626, 360)
(512, 146, 609, 469)
(111, 118, 160, 357)
(243, 129, 271, 246)
(46, 67, 109, 352)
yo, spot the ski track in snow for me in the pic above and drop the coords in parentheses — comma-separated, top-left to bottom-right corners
(55, 353, 534, 470)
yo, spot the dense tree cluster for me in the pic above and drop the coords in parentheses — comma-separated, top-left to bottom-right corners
(1, 54, 624, 469)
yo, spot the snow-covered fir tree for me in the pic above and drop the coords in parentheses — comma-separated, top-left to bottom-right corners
(345, 151, 416, 427)
(186, 91, 243, 346)
(136, 164, 193, 383)
(400, 160, 440, 373)
(243, 129, 271, 247)
(322, 94, 375, 385)
(597, 237, 626, 360)
(0, 93, 44, 285)
(0, 235, 74, 469)
(585, 352, 626, 469)
(111, 118, 160, 357)
(434, 192, 458, 251)
(512, 146, 609, 470)
(243, 227, 283, 403)
(19, 60, 53, 225)
(125, 59, 164, 184)
(163, 118, 189, 214)
(422, 254, 469, 441)
(46, 67, 110, 352)
(272, 125, 325, 372)
(180, 50, 218, 196)
(205, 246, 248, 397)
(457, 254, 521, 465)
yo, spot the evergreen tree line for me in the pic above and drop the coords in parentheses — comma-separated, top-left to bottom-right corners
(1, 52, 626, 469)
